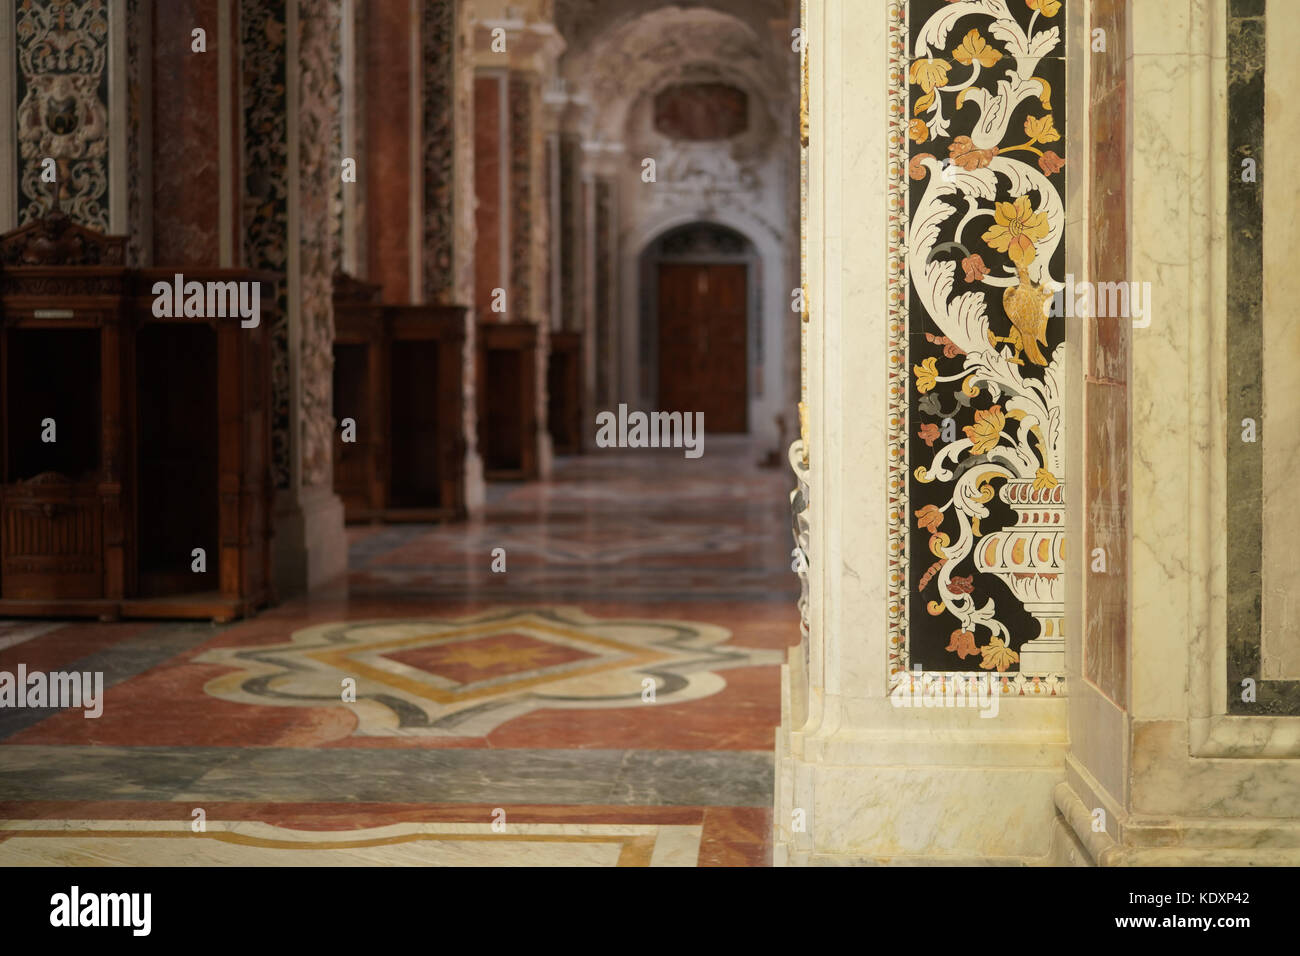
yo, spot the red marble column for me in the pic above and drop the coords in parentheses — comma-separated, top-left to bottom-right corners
(474, 72, 506, 317)
(365, 0, 414, 302)
(1084, 0, 1131, 707)
(151, 0, 222, 265)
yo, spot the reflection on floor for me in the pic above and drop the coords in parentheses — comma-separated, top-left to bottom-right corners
(0, 438, 799, 866)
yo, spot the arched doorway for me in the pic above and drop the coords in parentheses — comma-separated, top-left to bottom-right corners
(639, 222, 759, 433)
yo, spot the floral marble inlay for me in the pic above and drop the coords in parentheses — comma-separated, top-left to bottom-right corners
(297, 0, 344, 489)
(509, 70, 535, 319)
(890, 0, 1066, 694)
(241, 0, 291, 488)
(422, 0, 456, 302)
(14, 0, 111, 230)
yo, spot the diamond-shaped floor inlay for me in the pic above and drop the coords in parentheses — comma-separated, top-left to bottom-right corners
(197, 606, 783, 737)
(381, 632, 597, 685)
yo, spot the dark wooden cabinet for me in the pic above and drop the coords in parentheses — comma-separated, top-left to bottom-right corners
(547, 330, 583, 455)
(0, 215, 274, 622)
(477, 320, 540, 480)
(332, 274, 468, 522)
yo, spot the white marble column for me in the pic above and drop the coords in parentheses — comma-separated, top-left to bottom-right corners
(775, 0, 1067, 865)
(1054, 0, 1300, 865)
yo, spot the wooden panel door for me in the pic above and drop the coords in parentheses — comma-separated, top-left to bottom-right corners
(657, 263, 747, 432)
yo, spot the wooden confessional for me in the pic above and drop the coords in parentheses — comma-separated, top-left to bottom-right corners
(477, 320, 540, 480)
(0, 215, 274, 621)
(547, 330, 583, 455)
(331, 273, 468, 522)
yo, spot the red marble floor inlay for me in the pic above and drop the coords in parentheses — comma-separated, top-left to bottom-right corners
(1, 439, 798, 865)
(381, 631, 596, 685)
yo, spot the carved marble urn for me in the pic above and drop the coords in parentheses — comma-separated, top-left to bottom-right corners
(973, 477, 1065, 676)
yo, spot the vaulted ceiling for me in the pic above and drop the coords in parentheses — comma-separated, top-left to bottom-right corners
(560, 5, 794, 142)
(554, 0, 794, 54)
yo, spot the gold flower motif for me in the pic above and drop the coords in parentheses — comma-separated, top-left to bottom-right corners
(979, 636, 1020, 672)
(981, 195, 1050, 267)
(952, 29, 1003, 68)
(1023, 113, 1061, 145)
(1033, 467, 1059, 491)
(914, 356, 940, 393)
(963, 404, 1006, 456)
(1026, 0, 1062, 17)
(908, 118, 930, 144)
(909, 57, 951, 94)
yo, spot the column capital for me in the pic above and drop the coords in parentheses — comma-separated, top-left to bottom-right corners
(580, 140, 625, 178)
(473, 18, 564, 74)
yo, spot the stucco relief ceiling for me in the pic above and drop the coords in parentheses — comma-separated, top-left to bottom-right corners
(555, 0, 792, 53)
(561, 6, 794, 142)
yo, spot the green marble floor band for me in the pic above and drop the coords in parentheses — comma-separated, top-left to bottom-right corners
(0, 746, 775, 807)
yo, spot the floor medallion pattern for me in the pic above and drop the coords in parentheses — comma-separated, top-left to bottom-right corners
(198, 607, 783, 737)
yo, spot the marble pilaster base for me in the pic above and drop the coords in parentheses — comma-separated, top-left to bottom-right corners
(464, 448, 487, 518)
(775, 681, 1068, 865)
(273, 485, 348, 596)
(1052, 757, 1300, 866)
(1019, 638, 1065, 676)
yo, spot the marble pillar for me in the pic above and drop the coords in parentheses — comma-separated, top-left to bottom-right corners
(364, 0, 417, 303)
(474, 70, 508, 319)
(1053, 0, 1300, 865)
(776, 0, 1070, 865)
(509, 68, 553, 479)
(471, 10, 563, 482)
(241, 0, 348, 596)
(424, 0, 485, 515)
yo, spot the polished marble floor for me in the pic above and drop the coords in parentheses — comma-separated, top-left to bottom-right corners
(0, 438, 799, 866)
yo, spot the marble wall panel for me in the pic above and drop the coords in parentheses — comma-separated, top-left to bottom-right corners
(474, 73, 504, 316)
(1261, 3, 1300, 681)
(1084, 381, 1128, 703)
(151, 0, 220, 265)
(365, 0, 413, 303)
(1229, 0, 1300, 712)
(1082, 0, 1129, 707)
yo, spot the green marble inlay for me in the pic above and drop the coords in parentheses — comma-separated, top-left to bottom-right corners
(1226, 0, 1300, 715)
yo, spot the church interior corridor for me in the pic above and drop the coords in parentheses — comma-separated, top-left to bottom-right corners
(1, 0, 1299, 919)
(0, 439, 795, 865)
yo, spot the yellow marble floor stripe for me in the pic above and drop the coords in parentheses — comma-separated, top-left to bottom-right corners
(0, 820, 704, 866)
